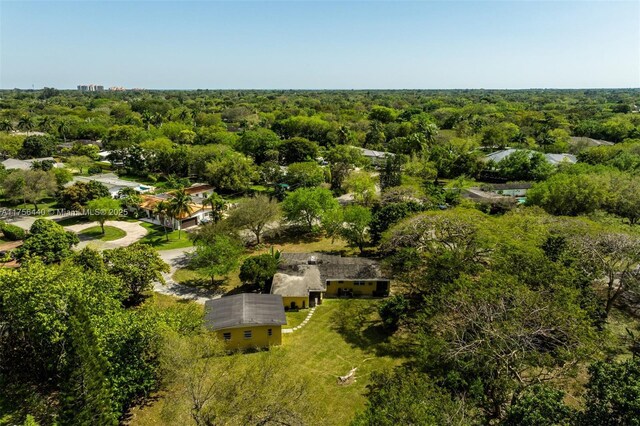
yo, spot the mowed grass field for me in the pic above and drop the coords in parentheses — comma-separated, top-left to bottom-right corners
(137, 222, 194, 250)
(127, 298, 404, 426)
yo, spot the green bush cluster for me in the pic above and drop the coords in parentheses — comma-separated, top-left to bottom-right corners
(0, 221, 26, 241)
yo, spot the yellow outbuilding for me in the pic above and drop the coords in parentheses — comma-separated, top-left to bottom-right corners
(204, 294, 286, 349)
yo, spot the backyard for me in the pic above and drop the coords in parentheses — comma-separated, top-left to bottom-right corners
(127, 298, 404, 425)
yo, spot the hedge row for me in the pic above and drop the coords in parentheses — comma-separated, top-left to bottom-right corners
(0, 221, 26, 241)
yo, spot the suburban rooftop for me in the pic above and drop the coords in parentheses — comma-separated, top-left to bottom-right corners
(204, 293, 286, 331)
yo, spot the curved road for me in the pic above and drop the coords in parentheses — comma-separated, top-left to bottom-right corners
(154, 247, 220, 304)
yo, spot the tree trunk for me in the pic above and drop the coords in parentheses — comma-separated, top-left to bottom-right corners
(100, 222, 105, 235)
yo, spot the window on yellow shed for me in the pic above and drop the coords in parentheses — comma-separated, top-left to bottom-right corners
(223, 332, 231, 341)
(268, 328, 273, 336)
(244, 330, 252, 339)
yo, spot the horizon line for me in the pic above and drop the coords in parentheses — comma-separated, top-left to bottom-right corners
(1, 86, 640, 91)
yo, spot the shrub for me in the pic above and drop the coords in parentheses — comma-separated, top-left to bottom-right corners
(0, 222, 27, 241)
(87, 165, 103, 175)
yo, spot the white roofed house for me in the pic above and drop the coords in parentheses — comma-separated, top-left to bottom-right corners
(484, 149, 577, 166)
(69, 173, 154, 198)
(1, 157, 64, 171)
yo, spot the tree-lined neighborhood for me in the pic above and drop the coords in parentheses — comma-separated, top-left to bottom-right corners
(1, 87, 640, 425)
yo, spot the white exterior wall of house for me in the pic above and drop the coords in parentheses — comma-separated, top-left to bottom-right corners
(140, 208, 211, 230)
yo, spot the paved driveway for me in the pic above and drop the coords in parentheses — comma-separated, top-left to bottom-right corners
(153, 247, 220, 304)
(65, 220, 148, 250)
(3, 213, 67, 230)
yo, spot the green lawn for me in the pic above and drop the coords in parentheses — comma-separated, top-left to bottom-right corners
(0, 197, 59, 215)
(56, 215, 91, 227)
(128, 298, 404, 426)
(79, 225, 127, 241)
(284, 309, 309, 329)
(172, 268, 208, 284)
(137, 222, 194, 250)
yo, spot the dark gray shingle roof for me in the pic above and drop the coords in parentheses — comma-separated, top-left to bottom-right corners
(278, 252, 388, 284)
(204, 294, 286, 331)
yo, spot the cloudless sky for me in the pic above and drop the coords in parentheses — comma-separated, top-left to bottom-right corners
(1, 0, 639, 89)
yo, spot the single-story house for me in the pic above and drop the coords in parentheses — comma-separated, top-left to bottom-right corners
(271, 252, 391, 310)
(138, 194, 211, 229)
(70, 173, 154, 197)
(1, 157, 64, 171)
(483, 182, 533, 197)
(204, 293, 286, 349)
(484, 149, 577, 166)
(357, 147, 394, 166)
(58, 140, 103, 150)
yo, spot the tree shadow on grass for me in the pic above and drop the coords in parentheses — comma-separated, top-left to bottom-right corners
(225, 283, 262, 296)
(331, 302, 408, 358)
(336, 321, 407, 358)
(180, 278, 226, 296)
(264, 225, 323, 245)
(56, 215, 90, 227)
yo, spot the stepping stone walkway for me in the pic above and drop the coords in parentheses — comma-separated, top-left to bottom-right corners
(282, 306, 317, 334)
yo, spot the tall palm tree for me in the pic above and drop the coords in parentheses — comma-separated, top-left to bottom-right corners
(0, 119, 13, 132)
(153, 200, 170, 241)
(204, 191, 225, 223)
(337, 125, 350, 145)
(168, 189, 193, 240)
(422, 123, 439, 147)
(191, 109, 199, 127)
(141, 110, 153, 131)
(38, 116, 52, 133)
(151, 113, 163, 128)
(57, 120, 68, 143)
(17, 116, 33, 132)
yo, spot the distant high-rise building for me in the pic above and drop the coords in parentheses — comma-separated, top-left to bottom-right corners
(77, 84, 104, 92)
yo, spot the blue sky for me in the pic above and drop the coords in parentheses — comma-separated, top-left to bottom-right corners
(1, 1, 638, 89)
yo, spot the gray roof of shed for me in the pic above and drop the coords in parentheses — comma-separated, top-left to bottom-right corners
(204, 293, 286, 331)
